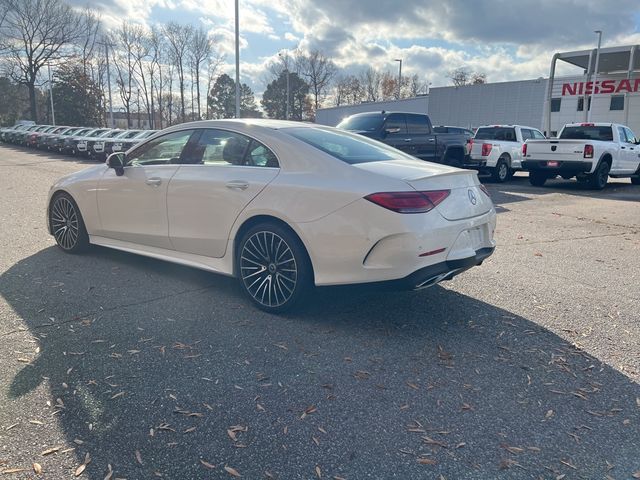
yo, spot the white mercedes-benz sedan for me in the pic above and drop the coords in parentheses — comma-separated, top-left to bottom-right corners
(47, 119, 496, 312)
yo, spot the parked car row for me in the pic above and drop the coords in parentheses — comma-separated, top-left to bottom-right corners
(337, 112, 640, 189)
(0, 123, 156, 160)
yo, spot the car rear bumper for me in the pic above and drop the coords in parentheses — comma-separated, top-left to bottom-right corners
(522, 160, 593, 175)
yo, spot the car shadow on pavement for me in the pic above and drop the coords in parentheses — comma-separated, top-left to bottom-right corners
(1, 246, 639, 479)
(0, 144, 97, 165)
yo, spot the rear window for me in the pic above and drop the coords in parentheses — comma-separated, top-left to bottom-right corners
(559, 126, 613, 141)
(284, 127, 409, 164)
(433, 126, 448, 133)
(474, 127, 517, 141)
(336, 115, 383, 132)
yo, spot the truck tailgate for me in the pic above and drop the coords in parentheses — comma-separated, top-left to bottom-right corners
(525, 139, 587, 160)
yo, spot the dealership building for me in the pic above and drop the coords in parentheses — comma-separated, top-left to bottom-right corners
(316, 44, 640, 137)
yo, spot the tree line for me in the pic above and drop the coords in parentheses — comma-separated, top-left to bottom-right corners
(0, 0, 485, 127)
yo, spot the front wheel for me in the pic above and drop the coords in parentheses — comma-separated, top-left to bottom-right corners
(49, 192, 89, 253)
(529, 171, 548, 187)
(588, 161, 610, 190)
(237, 223, 312, 313)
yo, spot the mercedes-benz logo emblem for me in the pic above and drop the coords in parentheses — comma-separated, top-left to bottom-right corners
(468, 189, 477, 205)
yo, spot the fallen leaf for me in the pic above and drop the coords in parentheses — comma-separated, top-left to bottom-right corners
(545, 409, 554, 419)
(74, 464, 86, 477)
(315, 465, 322, 478)
(199, 460, 215, 469)
(312, 436, 320, 446)
(560, 459, 577, 470)
(632, 471, 640, 479)
(184, 427, 197, 434)
(224, 465, 241, 477)
(33, 463, 42, 474)
(104, 464, 113, 480)
(417, 458, 437, 465)
(135, 450, 143, 465)
(2, 468, 28, 474)
(30, 420, 44, 425)
(406, 382, 419, 390)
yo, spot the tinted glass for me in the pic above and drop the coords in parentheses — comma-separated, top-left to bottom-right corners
(559, 126, 613, 141)
(284, 127, 410, 164)
(337, 115, 383, 132)
(406, 114, 430, 134)
(433, 126, 448, 133)
(521, 129, 533, 140)
(623, 127, 637, 144)
(474, 127, 517, 141)
(383, 114, 407, 134)
(127, 130, 194, 166)
(610, 96, 624, 111)
(617, 126, 628, 143)
(532, 130, 546, 139)
(550, 98, 561, 112)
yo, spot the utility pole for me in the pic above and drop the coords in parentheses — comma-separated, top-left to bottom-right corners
(47, 63, 56, 126)
(395, 58, 402, 100)
(102, 41, 115, 128)
(588, 30, 602, 122)
(234, 0, 241, 118)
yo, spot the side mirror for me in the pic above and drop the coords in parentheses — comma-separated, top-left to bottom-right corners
(107, 152, 125, 176)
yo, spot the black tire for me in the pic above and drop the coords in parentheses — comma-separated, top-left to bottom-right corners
(236, 222, 312, 313)
(631, 176, 640, 185)
(491, 158, 510, 183)
(587, 161, 610, 190)
(529, 171, 548, 187)
(49, 192, 89, 253)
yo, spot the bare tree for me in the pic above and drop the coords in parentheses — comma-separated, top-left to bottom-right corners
(448, 67, 470, 87)
(78, 7, 101, 76)
(1, 0, 83, 121)
(471, 72, 487, 84)
(205, 51, 224, 119)
(295, 49, 337, 110)
(112, 23, 137, 127)
(148, 26, 165, 129)
(129, 26, 153, 128)
(188, 26, 212, 119)
(360, 67, 382, 102)
(163, 22, 193, 122)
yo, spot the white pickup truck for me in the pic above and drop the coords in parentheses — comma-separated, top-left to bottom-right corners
(522, 123, 640, 189)
(468, 125, 546, 182)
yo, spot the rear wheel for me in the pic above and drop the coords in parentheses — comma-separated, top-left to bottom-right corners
(491, 158, 510, 183)
(529, 171, 548, 187)
(588, 161, 610, 190)
(631, 176, 640, 185)
(237, 223, 312, 313)
(49, 192, 89, 253)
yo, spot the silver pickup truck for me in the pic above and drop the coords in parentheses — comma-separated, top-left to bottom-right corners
(522, 123, 640, 189)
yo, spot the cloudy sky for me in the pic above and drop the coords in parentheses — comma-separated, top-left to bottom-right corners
(79, 0, 640, 97)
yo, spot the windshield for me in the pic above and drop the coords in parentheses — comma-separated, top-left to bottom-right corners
(337, 115, 383, 132)
(283, 127, 410, 164)
(559, 126, 613, 141)
(474, 127, 517, 141)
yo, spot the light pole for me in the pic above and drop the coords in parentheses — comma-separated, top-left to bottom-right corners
(395, 58, 402, 99)
(234, 0, 241, 118)
(47, 63, 56, 126)
(279, 52, 290, 120)
(588, 30, 602, 122)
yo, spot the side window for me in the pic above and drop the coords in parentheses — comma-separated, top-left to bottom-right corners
(406, 114, 430, 135)
(184, 129, 278, 167)
(521, 129, 533, 140)
(127, 130, 194, 166)
(383, 114, 407, 134)
(550, 98, 561, 112)
(617, 126, 628, 143)
(623, 127, 637, 144)
(532, 130, 546, 139)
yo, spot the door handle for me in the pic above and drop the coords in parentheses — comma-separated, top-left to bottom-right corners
(427, 138, 436, 143)
(226, 180, 249, 190)
(145, 177, 162, 186)
(403, 138, 412, 142)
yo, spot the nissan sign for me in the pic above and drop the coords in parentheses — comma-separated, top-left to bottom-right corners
(562, 79, 640, 96)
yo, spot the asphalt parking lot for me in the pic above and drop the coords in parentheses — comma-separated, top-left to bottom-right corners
(0, 144, 638, 479)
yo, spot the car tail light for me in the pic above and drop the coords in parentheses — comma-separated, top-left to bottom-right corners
(584, 144, 594, 158)
(479, 184, 491, 197)
(481, 143, 492, 156)
(365, 190, 450, 214)
(580, 123, 595, 127)
(522, 143, 527, 156)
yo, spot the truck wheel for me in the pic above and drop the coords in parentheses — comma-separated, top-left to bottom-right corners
(491, 158, 510, 183)
(587, 161, 610, 190)
(529, 171, 547, 187)
(630, 176, 640, 185)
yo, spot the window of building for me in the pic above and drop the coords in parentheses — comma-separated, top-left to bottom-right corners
(550, 98, 561, 112)
(577, 97, 591, 112)
(610, 95, 624, 111)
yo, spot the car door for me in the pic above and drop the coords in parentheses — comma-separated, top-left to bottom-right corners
(96, 129, 195, 249)
(167, 129, 280, 258)
(381, 114, 412, 155)
(406, 114, 436, 161)
(517, 129, 534, 168)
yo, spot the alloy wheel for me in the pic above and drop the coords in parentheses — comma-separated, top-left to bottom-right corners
(51, 196, 80, 250)
(240, 231, 298, 308)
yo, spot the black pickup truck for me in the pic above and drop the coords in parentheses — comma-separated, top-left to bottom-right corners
(337, 111, 469, 167)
